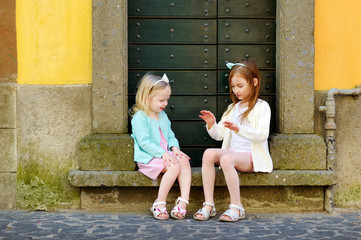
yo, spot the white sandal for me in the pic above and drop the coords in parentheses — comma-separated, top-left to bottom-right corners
(219, 204, 245, 222)
(170, 197, 189, 220)
(193, 202, 216, 221)
(150, 201, 169, 220)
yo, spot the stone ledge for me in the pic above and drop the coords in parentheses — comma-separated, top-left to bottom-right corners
(68, 168, 336, 187)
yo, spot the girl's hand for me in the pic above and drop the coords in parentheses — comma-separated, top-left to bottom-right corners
(162, 152, 178, 167)
(171, 147, 191, 161)
(199, 110, 216, 129)
(223, 120, 239, 133)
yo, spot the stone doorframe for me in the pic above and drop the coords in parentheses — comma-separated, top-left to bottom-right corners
(91, 0, 315, 135)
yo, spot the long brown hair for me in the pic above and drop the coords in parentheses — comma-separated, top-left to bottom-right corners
(227, 59, 261, 122)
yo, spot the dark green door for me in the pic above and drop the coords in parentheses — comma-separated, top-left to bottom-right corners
(128, 0, 276, 166)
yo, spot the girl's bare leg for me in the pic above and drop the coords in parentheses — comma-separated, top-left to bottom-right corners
(155, 162, 181, 218)
(195, 148, 229, 219)
(173, 156, 191, 217)
(219, 152, 252, 220)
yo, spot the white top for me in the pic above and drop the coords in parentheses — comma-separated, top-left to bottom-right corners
(206, 99, 273, 173)
(230, 104, 252, 153)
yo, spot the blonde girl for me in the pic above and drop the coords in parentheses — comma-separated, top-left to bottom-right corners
(130, 73, 191, 220)
(193, 59, 273, 222)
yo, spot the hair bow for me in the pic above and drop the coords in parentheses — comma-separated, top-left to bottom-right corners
(226, 62, 246, 69)
(154, 73, 170, 85)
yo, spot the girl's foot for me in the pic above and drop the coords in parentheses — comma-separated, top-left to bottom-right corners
(193, 202, 216, 221)
(171, 197, 189, 220)
(150, 201, 169, 220)
(219, 204, 245, 222)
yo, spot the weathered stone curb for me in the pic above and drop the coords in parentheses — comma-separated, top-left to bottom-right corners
(68, 168, 336, 187)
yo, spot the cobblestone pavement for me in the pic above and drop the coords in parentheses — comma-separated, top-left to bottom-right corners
(0, 210, 361, 239)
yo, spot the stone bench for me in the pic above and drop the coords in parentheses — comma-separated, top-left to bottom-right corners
(68, 133, 336, 213)
(69, 169, 336, 188)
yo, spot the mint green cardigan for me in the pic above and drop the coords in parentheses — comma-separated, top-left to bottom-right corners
(131, 111, 180, 164)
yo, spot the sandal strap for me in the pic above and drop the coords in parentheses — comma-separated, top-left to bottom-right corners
(194, 207, 211, 219)
(203, 201, 215, 208)
(229, 204, 244, 212)
(152, 201, 167, 208)
(175, 197, 189, 205)
(221, 209, 239, 221)
(171, 206, 187, 216)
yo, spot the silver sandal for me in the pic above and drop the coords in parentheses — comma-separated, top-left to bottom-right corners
(170, 197, 189, 220)
(150, 201, 169, 220)
(193, 202, 216, 221)
(219, 204, 245, 222)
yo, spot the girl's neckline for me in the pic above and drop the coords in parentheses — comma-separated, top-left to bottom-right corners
(237, 101, 248, 108)
(147, 112, 161, 121)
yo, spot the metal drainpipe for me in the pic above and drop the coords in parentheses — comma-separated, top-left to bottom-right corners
(319, 85, 361, 212)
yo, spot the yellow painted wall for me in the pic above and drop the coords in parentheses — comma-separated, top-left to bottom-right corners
(16, 0, 91, 85)
(315, 0, 361, 90)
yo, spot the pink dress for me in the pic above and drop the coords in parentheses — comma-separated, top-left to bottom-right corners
(137, 127, 173, 180)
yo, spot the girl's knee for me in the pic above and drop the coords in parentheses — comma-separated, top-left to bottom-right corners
(178, 157, 191, 168)
(167, 161, 181, 173)
(219, 155, 234, 170)
(202, 149, 217, 164)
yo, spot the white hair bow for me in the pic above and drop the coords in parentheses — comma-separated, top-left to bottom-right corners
(226, 62, 246, 69)
(154, 74, 170, 85)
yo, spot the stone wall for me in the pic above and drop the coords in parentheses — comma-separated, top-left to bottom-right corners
(0, 85, 17, 209)
(16, 85, 91, 210)
(315, 91, 361, 209)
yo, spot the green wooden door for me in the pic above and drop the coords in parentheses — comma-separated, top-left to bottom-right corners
(128, 0, 276, 166)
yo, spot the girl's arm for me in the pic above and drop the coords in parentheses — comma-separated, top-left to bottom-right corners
(202, 103, 234, 141)
(200, 109, 228, 141)
(131, 114, 166, 158)
(234, 101, 271, 142)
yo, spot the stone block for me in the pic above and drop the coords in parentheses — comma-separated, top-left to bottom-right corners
(92, 0, 128, 133)
(79, 134, 135, 171)
(16, 85, 91, 210)
(0, 85, 16, 128)
(68, 169, 336, 187)
(0, 129, 16, 172)
(270, 134, 326, 170)
(0, 173, 16, 210)
(276, 0, 315, 133)
(80, 186, 325, 213)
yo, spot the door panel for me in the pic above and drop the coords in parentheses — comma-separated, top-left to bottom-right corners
(129, 0, 217, 17)
(167, 96, 216, 120)
(129, 19, 217, 44)
(218, 0, 276, 18)
(218, 19, 276, 44)
(129, 71, 217, 94)
(129, 45, 217, 69)
(172, 122, 217, 146)
(218, 45, 276, 69)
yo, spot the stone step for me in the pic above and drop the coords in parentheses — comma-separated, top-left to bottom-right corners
(72, 133, 333, 212)
(69, 169, 336, 187)
(72, 169, 336, 213)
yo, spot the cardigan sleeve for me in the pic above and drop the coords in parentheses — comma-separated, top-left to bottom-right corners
(235, 101, 271, 143)
(131, 113, 166, 158)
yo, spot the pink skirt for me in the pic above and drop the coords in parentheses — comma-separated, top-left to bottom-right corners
(137, 151, 174, 180)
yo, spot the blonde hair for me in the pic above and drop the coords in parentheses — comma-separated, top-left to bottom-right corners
(129, 73, 170, 117)
(225, 59, 261, 122)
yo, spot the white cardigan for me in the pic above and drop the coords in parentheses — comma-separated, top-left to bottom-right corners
(207, 100, 273, 173)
